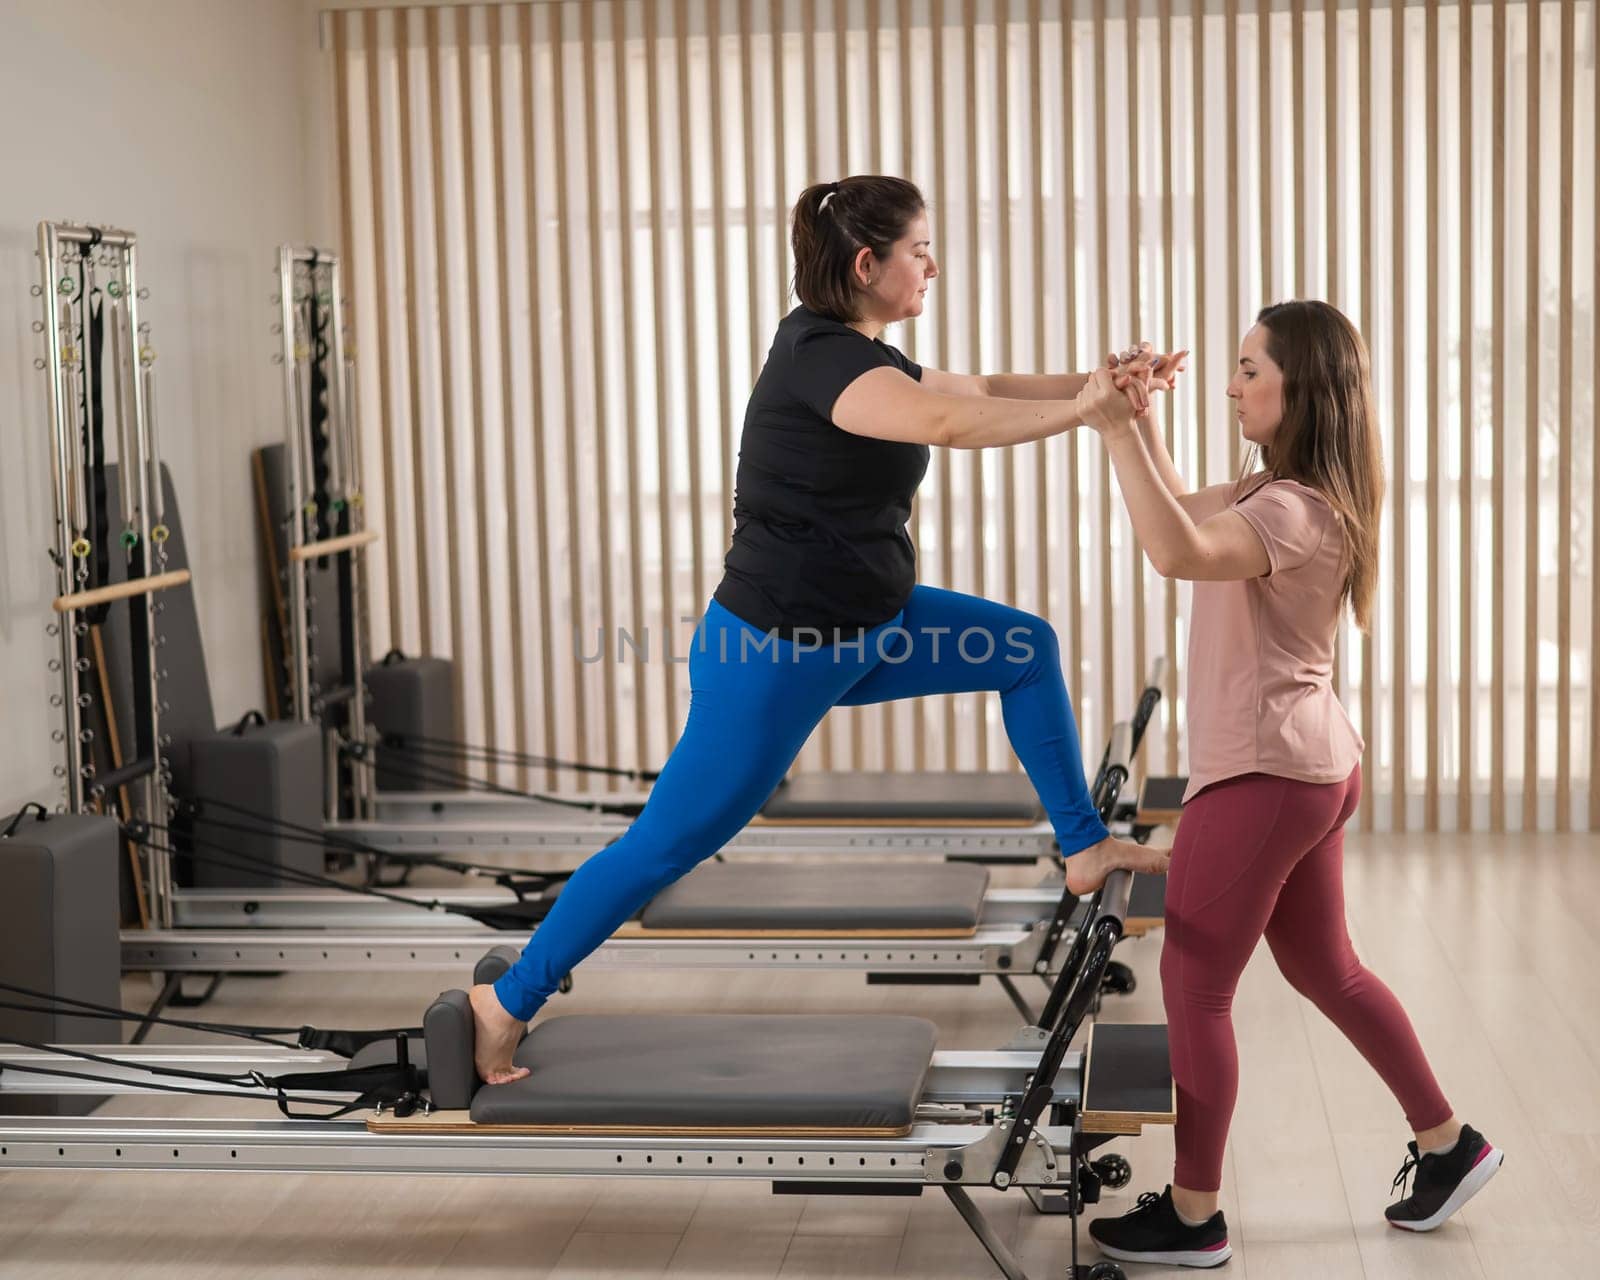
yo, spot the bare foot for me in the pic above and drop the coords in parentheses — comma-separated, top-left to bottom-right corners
(1063, 835, 1171, 896)
(468, 983, 531, 1085)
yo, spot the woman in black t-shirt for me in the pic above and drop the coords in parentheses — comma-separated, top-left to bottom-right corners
(472, 175, 1171, 1081)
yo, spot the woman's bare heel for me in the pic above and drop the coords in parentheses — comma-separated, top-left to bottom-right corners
(1063, 835, 1171, 896)
(468, 983, 531, 1085)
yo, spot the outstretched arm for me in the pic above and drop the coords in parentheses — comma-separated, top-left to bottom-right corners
(1080, 369, 1269, 581)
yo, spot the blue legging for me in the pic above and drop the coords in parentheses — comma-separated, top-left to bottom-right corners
(494, 585, 1110, 1021)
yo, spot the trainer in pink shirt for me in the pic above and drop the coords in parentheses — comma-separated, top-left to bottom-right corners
(1183, 475, 1364, 802)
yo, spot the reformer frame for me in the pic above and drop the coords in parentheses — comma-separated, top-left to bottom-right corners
(33, 220, 178, 927)
(1, 867, 1166, 1280)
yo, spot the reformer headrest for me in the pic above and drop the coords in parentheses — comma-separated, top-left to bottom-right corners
(473, 945, 520, 987)
(423, 989, 478, 1110)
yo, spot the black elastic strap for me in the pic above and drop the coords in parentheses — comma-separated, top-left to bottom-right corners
(231, 710, 267, 735)
(1, 803, 49, 839)
(84, 286, 111, 626)
(0, 978, 417, 1054)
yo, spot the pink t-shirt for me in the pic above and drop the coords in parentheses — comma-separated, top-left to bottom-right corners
(1183, 475, 1365, 802)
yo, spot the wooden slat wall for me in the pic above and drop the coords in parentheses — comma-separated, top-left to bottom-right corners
(328, 0, 1597, 832)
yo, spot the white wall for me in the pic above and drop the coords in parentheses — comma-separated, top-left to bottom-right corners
(0, 1, 328, 812)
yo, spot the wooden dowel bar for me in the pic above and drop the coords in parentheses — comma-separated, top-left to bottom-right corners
(54, 570, 192, 614)
(287, 530, 381, 563)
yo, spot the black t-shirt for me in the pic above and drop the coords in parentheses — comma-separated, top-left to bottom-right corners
(713, 306, 928, 636)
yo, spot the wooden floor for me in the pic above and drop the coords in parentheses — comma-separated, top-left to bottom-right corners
(2, 833, 1596, 1278)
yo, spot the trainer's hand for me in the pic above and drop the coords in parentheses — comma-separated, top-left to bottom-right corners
(1075, 366, 1143, 437)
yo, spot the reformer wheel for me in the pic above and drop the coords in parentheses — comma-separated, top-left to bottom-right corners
(1100, 960, 1137, 996)
(1092, 1153, 1132, 1189)
(1086, 1262, 1126, 1280)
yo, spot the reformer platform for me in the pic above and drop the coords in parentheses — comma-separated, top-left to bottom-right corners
(757, 769, 1045, 825)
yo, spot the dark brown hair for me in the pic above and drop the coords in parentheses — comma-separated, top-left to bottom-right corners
(1235, 300, 1386, 631)
(791, 176, 926, 321)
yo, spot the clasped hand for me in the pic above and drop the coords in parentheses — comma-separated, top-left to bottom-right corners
(1075, 342, 1189, 438)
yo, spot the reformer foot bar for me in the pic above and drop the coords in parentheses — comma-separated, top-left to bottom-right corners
(2, 870, 1169, 1279)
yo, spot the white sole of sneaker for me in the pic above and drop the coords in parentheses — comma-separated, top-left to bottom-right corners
(1093, 1241, 1233, 1268)
(1388, 1144, 1504, 1233)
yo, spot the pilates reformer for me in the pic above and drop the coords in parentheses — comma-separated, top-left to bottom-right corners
(0, 863, 1168, 1280)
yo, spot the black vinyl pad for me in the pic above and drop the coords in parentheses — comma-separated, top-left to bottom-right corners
(470, 1014, 938, 1133)
(640, 861, 991, 932)
(761, 771, 1043, 822)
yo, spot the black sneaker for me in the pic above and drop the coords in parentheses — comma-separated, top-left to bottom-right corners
(1088, 1186, 1232, 1268)
(1385, 1123, 1504, 1232)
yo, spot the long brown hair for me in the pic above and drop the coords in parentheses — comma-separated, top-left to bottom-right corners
(1234, 300, 1386, 631)
(791, 176, 925, 321)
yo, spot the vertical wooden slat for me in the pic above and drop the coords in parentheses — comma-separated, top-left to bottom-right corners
(1458, 0, 1474, 831)
(1424, 0, 1440, 831)
(610, 0, 651, 777)
(803, 0, 818, 181)
(964, 0, 988, 770)
(1225, 0, 1241, 478)
(1160, 0, 1178, 774)
(1126, 0, 1147, 726)
(1357, 0, 1375, 829)
(515, 5, 559, 789)
(867, 0, 882, 172)
(1555, 0, 1574, 830)
(1094, 0, 1113, 753)
(935, 0, 957, 768)
(424, 9, 470, 744)
(581, 0, 619, 780)
(363, 11, 404, 654)
(1490, 0, 1505, 833)
(1192, 0, 1207, 503)
(1063, 0, 1084, 729)
(1327, 0, 1342, 702)
(1030, 0, 1049, 650)
(1391, 0, 1408, 833)
(1523, 0, 1541, 831)
(545, 2, 591, 769)
(836, 0, 850, 172)
(1257, 0, 1273, 298)
(394, 12, 435, 661)
(455, 7, 499, 754)
(772, 0, 787, 334)
(999, 0, 1018, 629)
(741, 1, 761, 383)
(709, 0, 732, 559)
(1592, 0, 1600, 832)
(645, 0, 681, 739)
(675, 0, 708, 623)
(488, 5, 530, 782)
(835, 0, 861, 772)
(1291, 0, 1305, 299)
(900, 0, 924, 772)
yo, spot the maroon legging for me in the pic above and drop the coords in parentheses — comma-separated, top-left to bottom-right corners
(1161, 765, 1453, 1192)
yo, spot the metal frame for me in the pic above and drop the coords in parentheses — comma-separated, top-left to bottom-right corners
(35, 220, 173, 926)
(275, 245, 372, 817)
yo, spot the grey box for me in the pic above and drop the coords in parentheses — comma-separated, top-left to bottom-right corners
(188, 719, 324, 888)
(366, 656, 456, 792)
(0, 812, 121, 1116)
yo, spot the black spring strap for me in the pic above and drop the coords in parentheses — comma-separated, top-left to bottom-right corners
(172, 795, 574, 892)
(376, 728, 660, 784)
(350, 742, 629, 814)
(180, 800, 568, 896)
(127, 823, 559, 931)
(0, 978, 417, 1056)
(0, 1035, 424, 1120)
